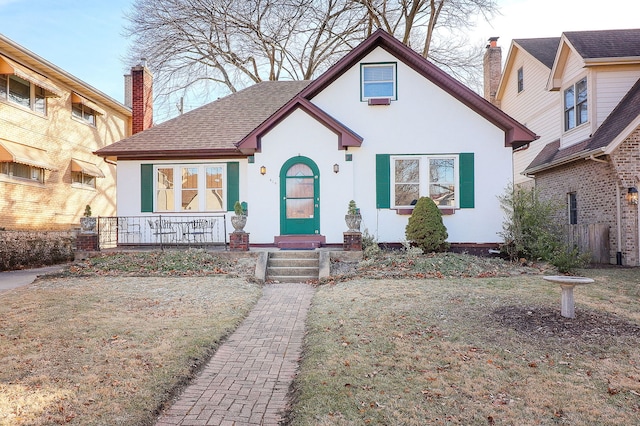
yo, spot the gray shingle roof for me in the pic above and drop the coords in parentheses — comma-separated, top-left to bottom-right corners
(95, 80, 310, 158)
(513, 38, 560, 69)
(526, 76, 640, 173)
(564, 29, 640, 60)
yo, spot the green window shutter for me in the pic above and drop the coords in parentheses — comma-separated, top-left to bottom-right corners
(140, 164, 153, 213)
(226, 162, 240, 211)
(459, 153, 474, 208)
(376, 154, 391, 209)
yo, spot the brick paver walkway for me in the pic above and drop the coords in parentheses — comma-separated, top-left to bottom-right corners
(156, 283, 315, 426)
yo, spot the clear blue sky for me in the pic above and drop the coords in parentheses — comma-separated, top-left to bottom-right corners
(1, 0, 638, 114)
(0, 0, 132, 103)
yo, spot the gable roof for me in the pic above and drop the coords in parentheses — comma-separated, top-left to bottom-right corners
(549, 29, 640, 91)
(237, 29, 536, 152)
(525, 76, 640, 174)
(512, 38, 560, 69)
(564, 29, 640, 61)
(95, 80, 311, 160)
(98, 30, 536, 160)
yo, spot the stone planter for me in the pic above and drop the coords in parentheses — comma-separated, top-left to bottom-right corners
(231, 215, 247, 233)
(345, 214, 362, 232)
(79, 216, 97, 234)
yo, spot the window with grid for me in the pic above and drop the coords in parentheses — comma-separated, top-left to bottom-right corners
(155, 164, 227, 212)
(564, 78, 587, 131)
(392, 155, 458, 208)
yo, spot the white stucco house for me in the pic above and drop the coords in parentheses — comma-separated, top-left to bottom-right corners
(95, 30, 536, 249)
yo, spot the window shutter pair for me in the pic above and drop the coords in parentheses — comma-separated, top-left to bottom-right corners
(375, 153, 474, 209)
(140, 162, 240, 212)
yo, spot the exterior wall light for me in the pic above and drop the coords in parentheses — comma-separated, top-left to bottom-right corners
(260, 166, 266, 175)
(626, 187, 638, 205)
(333, 163, 339, 173)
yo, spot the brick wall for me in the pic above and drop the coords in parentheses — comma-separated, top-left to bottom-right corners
(534, 130, 640, 266)
(0, 51, 129, 230)
(131, 65, 153, 134)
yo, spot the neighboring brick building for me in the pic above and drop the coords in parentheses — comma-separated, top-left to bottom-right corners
(490, 29, 640, 266)
(0, 34, 151, 230)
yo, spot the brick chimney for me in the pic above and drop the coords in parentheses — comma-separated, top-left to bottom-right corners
(483, 37, 501, 107)
(125, 59, 153, 134)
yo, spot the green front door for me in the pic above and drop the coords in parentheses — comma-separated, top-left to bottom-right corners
(280, 156, 320, 235)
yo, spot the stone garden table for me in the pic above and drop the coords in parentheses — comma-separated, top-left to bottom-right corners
(543, 276, 595, 319)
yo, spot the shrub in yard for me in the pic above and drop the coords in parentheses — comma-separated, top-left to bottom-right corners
(499, 184, 561, 261)
(405, 197, 449, 253)
(499, 185, 590, 273)
(362, 228, 381, 259)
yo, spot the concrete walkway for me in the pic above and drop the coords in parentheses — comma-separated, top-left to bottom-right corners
(0, 265, 66, 292)
(156, 282, 315, 426)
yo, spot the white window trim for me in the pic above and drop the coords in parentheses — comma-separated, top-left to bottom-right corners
(153, 163, 227, 213)
(361, 62, 397, 101)
(563, 77, 588, 132)
(390, 155, 459, 209)
(71, 103, 97, 126)
(0, 74, 47, 115)
(71, 171, 96, 189)
(0, 162, 46, 187)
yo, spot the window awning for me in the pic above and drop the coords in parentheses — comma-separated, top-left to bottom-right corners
(0, 54, 63, 98)
(0, 139, 57, 170)
(71, 158, 105, 178)
(71, 93, 104, 115)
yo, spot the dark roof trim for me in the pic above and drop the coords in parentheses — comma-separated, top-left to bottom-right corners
(298, 29, 537, 148)
(92, 149, 244, 161)
(236, 96, 363, 154)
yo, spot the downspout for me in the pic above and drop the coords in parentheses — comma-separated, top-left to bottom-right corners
(616, 184, 622, 265)
(588, 154, 608, 164)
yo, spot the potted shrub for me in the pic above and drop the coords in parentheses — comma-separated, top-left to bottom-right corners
(231, 201, 247, 233)
(79, 204, 97, 234)
(345, 200, 362, 232)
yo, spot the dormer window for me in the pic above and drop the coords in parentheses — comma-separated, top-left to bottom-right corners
(361, 63, 397, 101)
(564, 77, 587, 131)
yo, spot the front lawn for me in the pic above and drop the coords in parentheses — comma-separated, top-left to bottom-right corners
(0, 273, 261, 425)
(288, 268, 640, 425)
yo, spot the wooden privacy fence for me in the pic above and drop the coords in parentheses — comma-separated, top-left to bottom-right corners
(565, 223, 609, 264)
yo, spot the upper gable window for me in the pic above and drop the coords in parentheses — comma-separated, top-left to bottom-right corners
(564, 77, 588, 131)
(0, 74, 47, 114)
(361, 63, 397, 101)
(517, 67, 524, 93)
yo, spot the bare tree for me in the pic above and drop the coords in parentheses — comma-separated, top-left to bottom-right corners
(125, 0, 366, 119)
(357, 0, 497, 85)
(125, 0, 496, 120)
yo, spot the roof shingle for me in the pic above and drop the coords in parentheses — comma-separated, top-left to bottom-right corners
(96, 81, 310, 158)
(513, 37, 560, 69)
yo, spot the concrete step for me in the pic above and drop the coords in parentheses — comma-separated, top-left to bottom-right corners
(268, 258, 319, 267)
(267, 266, 319, 277)
(266, 250, 320, 282)
(268, 250, 319, 259)
(274, 235, 325, 249)
(267, 275, 319, 283)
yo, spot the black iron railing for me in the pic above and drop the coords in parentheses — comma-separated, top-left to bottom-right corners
(97, 215, 228, 250)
